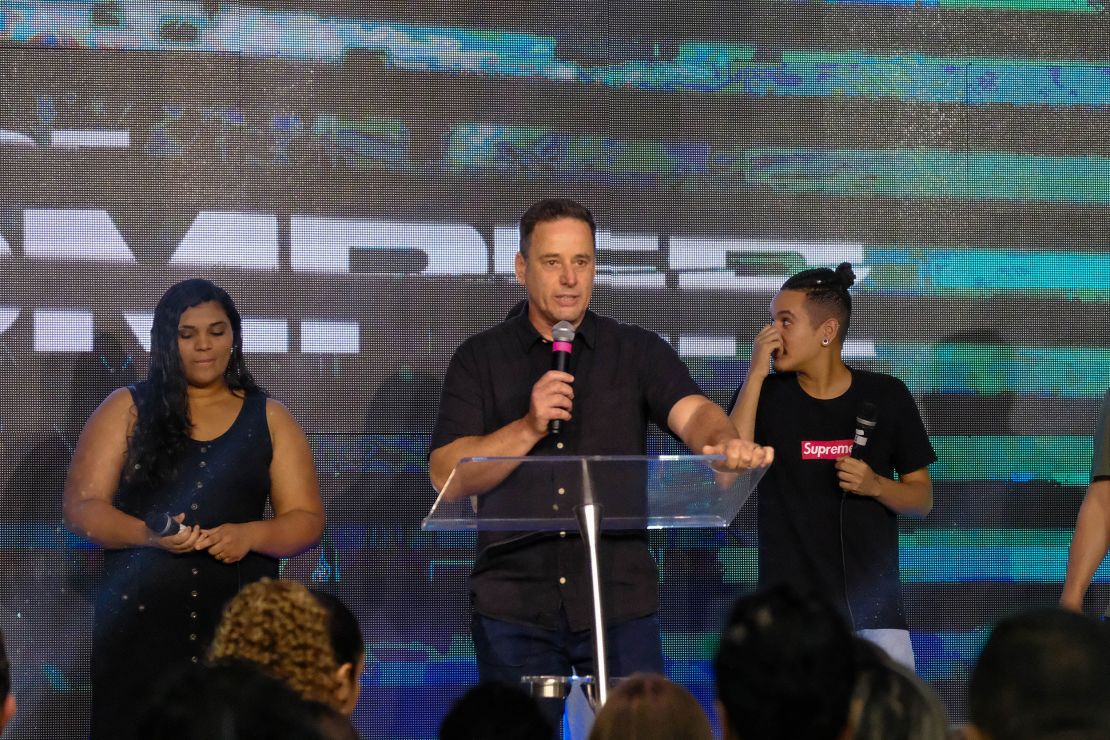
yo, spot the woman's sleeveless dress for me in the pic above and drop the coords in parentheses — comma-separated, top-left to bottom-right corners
(89, 389, 278, 738)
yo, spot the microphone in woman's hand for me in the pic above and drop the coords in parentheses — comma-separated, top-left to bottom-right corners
(145, 512, 185, 537)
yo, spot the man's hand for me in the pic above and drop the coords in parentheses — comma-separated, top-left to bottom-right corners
(835, 457, 882, 497)
(702, 438, 774, 471)
(523, 370, 575, 436)
(195, 522, 257, 564)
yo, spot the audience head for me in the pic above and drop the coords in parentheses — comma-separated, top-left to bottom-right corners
(0, 629, 15, 730)
(439, 681, 553, 740)
(714, 584, 857, 740)
(967, 608, 1110, 740)
(311, 590, 366, 716)
(210, 578, 343, 710)
(848, 639, 947, 740)
(589, 672, 713, 740)
(134, 660, 326, 740)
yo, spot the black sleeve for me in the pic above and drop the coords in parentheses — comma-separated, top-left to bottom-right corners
(428, 341, 485, 455)
(890, 377, 937, 476)
(639, 330, 704, 431)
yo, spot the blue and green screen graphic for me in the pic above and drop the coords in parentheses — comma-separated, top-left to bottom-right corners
(1, 0, 1108, 737)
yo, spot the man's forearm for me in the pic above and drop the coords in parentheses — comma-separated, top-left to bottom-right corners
(681, 398, 741, 453)
(429, 418, 545, 499)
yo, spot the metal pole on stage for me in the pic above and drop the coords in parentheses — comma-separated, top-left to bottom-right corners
(574, 458, 609, 708)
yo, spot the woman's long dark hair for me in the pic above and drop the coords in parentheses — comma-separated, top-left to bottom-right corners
(124, 279, 261, 488)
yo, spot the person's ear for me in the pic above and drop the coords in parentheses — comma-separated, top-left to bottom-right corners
(514, 251, 527, 287)
(335, 662, 354, 703)
(820, 318, 840, 347)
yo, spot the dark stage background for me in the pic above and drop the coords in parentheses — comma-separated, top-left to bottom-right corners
(1, 0, 1109, 737)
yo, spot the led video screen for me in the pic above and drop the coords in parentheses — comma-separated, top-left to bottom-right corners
(1, 1, 1109, 737)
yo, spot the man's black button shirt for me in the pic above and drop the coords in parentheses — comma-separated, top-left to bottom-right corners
(430, 310, 702, 631)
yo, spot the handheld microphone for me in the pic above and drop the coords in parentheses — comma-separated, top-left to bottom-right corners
(145, 512, 185, 537)
(549, 320, 576, 435)
(851, 402, 878, 459)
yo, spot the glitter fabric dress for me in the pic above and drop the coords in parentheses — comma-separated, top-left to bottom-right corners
(89, 389, 278, 739)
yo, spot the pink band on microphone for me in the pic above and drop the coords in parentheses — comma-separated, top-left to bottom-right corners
(553, 341, 573, 353)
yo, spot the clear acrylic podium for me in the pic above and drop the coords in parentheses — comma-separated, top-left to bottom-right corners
(422, 454, 767, 708)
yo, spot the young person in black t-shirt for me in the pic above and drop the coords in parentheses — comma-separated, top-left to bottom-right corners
(730, 262, 936, 669)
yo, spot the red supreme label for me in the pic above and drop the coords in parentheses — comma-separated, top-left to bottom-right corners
(801, 439, 853, 460)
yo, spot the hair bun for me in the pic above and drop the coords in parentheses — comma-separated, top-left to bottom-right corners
(834, 262, 856, 289)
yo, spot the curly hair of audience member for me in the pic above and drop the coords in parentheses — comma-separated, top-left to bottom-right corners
(210, 579, 342, 709)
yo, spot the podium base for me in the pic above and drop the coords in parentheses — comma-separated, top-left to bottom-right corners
(521, 675, 604, 740)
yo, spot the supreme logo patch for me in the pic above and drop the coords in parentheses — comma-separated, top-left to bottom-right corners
(801, 439, 853, 460)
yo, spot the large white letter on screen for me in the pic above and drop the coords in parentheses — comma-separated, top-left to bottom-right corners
(24, 210, 136, 262)
(291, 217, 488, 275)
(171, 212, 280, 269)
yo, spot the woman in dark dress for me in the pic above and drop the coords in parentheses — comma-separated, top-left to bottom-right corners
(63, 279, 324, 739)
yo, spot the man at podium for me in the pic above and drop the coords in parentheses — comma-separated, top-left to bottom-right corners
(429, 198, 771, 722)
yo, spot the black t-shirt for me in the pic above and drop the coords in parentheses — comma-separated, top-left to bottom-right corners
(747, 369, 936, 630)
(429, 310, 702, 630)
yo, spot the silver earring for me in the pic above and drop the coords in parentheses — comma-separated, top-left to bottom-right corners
(821, 338, 830, 346)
